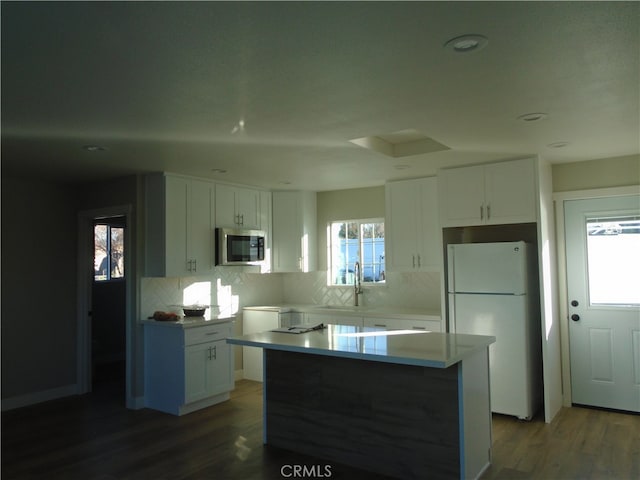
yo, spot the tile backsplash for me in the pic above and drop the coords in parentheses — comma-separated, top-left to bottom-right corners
(281, 271, 441, 309)
(140, 268, 441, 318)
(140, 266, 285, 318)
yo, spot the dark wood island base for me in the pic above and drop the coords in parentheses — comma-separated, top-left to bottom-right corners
(264, 347, 491, 480)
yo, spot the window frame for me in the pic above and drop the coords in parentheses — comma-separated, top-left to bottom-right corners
(327, 218, 385, 287)
(94, 222, 125, 283)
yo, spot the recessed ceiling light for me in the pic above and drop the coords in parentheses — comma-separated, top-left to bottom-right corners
(517, 112, 548, 123)
(547, 142, 569, 148)
(211, 168, 227, 174)
(444, 34, 488, 53)
(82, 145, 106, 152)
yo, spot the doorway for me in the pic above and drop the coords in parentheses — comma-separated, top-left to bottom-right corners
(91, 217, 126, 391)
(77, 206, 133, 407)
(564, 194, 640, 412)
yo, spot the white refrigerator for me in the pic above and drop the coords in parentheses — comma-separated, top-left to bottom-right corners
(448, 241, 542, 420)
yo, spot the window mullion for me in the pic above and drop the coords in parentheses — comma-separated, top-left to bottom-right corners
(106, 225, 112, 281)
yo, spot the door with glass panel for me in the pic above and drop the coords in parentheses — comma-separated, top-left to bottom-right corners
(565, 195, 640, 412)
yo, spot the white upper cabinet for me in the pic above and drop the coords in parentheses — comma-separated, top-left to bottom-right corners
(386, 177, 441, 272)
(271, 191, 317, 272)
(438, 158, 537, 227)
(215, 183, 261, 230)
(145, 173, 215, 277)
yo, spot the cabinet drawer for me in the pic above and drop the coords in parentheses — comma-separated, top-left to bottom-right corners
(184, 323, 232, 346)
(364, 317, 441, 332)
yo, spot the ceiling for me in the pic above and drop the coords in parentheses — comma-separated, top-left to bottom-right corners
(2, 1, 638, 191)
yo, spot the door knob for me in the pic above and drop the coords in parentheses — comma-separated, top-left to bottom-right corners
(571, 300, 579, 307)
(571, 314, 580, 321)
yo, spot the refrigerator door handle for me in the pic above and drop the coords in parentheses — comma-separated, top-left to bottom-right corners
(448, 294, 456, 333)
(447, 245, 455, 293)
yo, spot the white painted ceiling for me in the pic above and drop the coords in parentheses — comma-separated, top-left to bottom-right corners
(2, 1, 638, 191)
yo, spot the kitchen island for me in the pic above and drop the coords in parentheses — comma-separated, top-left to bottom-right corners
(227, 324, 495, 479)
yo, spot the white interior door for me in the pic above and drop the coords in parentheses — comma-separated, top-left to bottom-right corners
(565, 195, 640, 412)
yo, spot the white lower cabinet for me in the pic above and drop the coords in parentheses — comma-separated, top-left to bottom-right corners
(144, 321, 234, 416)
(242, 309, 281, 382)
(306, 313, 363, 327)
(185, 340, 231, 404)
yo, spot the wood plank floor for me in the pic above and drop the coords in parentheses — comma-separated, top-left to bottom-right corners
(2, 379, 638, 479)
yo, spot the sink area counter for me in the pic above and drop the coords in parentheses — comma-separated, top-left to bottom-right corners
(228, 325, 493, 369)
(244, 303, 441, 320)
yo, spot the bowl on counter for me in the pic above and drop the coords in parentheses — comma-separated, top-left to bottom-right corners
(182, 305, 208, 317)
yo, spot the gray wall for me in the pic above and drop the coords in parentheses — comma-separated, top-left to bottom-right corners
(1, 174, 142, 404)
(552, 154, 640, 192)
(1, 176, 78, 399)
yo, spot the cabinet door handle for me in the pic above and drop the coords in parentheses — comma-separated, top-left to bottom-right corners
(487, 204, 491, 219)
(212, 345, 217, 359)
(187, 259, 193, 272)
(374, 324, 387, 328)
(412, 326, 426, 330)
(205, 332, 219, 336)
(240, 214, 244, 225)
(480, 205, 484, 220)
(207, 347, 212, 360)
(193, 259, 197, 272)
(417, 254, 421, 268)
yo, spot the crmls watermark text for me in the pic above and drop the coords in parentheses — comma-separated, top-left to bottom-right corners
(280, 464, 332, 478)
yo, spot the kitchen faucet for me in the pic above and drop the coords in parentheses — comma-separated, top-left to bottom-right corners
(354, 261, 363, 306)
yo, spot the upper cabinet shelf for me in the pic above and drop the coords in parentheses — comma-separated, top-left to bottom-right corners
(438, 158, 537, 228)
(215, 183, 261, 230)
(385, 177, 441, 272)
(145, 173, 216, 277)
(271, 191, 317, 273)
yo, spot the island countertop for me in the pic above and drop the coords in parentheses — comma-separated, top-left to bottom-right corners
(227, 324, 494, 369)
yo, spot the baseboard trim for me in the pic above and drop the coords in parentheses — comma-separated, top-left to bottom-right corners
(127, 395, 146, 410)
(1, 384, 78, 412)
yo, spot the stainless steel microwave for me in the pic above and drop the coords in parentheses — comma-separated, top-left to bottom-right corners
(216, 228, 265, 266)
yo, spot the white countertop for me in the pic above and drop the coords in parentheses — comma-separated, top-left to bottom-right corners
(140, 314, 235, 329)
(227, 324, 494, 368)
(243, 304, 441, 320)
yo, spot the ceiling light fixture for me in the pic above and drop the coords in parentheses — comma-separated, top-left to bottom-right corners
(547, 142, 569, 148)
(517, 112, 548, 123)
(444, 34, 488, 53)
(82, 145, 106, 152)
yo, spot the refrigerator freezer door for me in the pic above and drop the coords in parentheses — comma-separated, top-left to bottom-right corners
(448, 241, 528, 294)
(449, 292, 536, 419)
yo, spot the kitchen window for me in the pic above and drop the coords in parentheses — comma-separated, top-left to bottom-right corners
(328, 219, 385, 286)
(94, 221, 125, 282)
